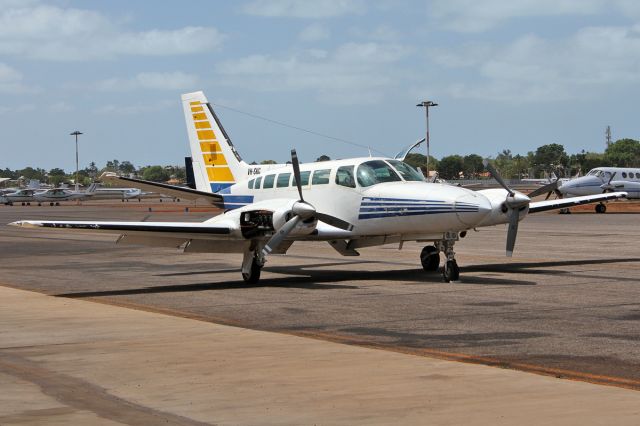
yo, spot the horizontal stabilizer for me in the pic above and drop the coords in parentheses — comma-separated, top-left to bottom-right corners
(100, 173, 224, 206)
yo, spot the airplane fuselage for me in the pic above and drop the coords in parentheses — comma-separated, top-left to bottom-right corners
(559, 167, 640, 198)
(213, 157, 513, 239)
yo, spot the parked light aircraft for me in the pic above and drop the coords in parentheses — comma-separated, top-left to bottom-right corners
(10, 91, 627, 283)
(530, 167, 639, 213)
(1, 189, 42, 205)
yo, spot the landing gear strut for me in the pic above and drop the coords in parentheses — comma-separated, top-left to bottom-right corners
(595, 203, 607, 214)
(437, 232, 460, 283)
(241, 245, 265, 284)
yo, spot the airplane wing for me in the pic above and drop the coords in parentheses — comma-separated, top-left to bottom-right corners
(100, 173, 224, 206)
(528, 192, 627, 213)
(10, 220, 232, 238)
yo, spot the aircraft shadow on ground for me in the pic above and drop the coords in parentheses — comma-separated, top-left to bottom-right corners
(56, 261, 541, 299)
(463, 257, 640, 274)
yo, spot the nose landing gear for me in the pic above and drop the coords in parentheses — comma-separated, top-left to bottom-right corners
(241, 243, 265, 284)
(421, 232, 461, 283)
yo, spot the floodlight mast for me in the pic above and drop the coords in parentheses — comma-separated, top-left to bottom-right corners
(70, 131, 83, 192)
(416, 101, 438, 180)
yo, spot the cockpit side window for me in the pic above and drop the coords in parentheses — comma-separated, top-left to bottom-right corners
(335, 165, 356, 188)
(387, 160, 424, 181)
(277, 173, 291, 188)
(248, 179, 254, 189)
(356, 160, 402, 187)
(254, 176, 262, 189)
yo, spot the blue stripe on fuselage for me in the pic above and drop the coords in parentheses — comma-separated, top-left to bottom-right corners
(222, 194, 254, 210)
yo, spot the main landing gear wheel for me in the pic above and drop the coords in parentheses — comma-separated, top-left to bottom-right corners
(443, 259, 460, 283)
(595, 203, 607, 214)
(420, 245, 440, 272)
(242, 257, 262, 284)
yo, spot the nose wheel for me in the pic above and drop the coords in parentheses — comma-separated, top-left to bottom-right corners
(443, 260, 460, 282)
(242, 245, 265, 285)
(595, 203, 606, 214)
(422, 232, 461, 282)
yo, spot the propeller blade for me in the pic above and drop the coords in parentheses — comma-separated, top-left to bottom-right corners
(545, 191, 552, 200)
(506, 208, 520, 257)
(315, 212, 355, 231)
(262, 215, 302, 256)
(483, 160, 514, 196)
(528, 180, 558, 198)
(602, 172, 617, 193)
(291, 149, 304, 202)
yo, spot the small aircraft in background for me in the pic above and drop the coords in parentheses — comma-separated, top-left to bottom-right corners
(1, 189, 43, 205)
(529, 167, 639, 213)
(10, 91, 627, 283)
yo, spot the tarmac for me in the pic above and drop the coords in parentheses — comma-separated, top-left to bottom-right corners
(1, 201, 640, 424)
(2, 285, 640, 425)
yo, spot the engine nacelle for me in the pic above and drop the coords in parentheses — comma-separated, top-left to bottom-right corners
(475, 188, 529, 227)
(271, 204, 318, 237)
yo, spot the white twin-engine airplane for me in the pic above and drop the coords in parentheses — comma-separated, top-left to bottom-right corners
(10, 91, 627, 283)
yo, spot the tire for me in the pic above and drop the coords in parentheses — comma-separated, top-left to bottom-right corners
(443, 260, 460, 283)
(242, 258, 262, 284)
(595, 204, 606, 214)
(420, 245, 440, 271)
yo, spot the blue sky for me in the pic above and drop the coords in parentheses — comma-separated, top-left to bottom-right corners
(1, 0, 639, 171)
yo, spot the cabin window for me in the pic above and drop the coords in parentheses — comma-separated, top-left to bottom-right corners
(622, 172, 628, 178)
(263, 174, 275, 188)
(387, 160, 425, 181)
(254, 176, 262, 189)
(335, 166, 356, 188)
(311, 169, 331, 185)
(292, 171, 311, 186)
(277, 173, 291, 188)
(248, 179, 255, 189)
(356, 160, 402, 187)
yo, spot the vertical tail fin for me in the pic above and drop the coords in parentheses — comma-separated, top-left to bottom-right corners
(181, 91, 249, 194)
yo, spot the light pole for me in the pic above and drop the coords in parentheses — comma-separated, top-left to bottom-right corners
(70, 131, 83, 191)
(416, 100, 438, 180)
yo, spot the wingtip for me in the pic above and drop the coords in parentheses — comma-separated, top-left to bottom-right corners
(8, 221, 40, 228)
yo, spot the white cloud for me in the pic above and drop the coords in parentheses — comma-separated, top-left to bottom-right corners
(428, 0, 636, 32)
(216, 42, 411, 104)
(49, 101, 74, 112)
(298, 24, 330, 42)
(95, 100, 174, 115)
(0, 63, 35, 93)
(242, 0, 364, 18)
(0, 4, 224, 60)
(95, 72, 199, 92)
(0, 103, 35, 114)
(433, 24, 640, 101)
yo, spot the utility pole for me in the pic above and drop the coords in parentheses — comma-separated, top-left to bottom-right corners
(416, 100, 438, 180)
(70, 131, 83, 191)
(605, 125, 612, 148)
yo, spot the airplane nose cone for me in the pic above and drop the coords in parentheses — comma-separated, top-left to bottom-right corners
(454, 190, 492, 226)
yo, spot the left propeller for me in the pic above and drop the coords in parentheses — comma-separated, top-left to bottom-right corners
(262, 149, 354, 256)
(483, 160, 531, 256)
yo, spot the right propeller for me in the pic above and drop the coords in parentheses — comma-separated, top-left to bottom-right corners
(600, 172, 617, 193)
(262, 150, 354, 256)
(483, 160, 531, 257)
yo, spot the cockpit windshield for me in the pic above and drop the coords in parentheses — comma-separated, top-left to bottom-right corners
(387, 160, 425, 182)
(356, 160, 402, 187)
(588, 169, 602, 177)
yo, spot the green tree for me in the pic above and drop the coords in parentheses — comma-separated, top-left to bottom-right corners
(16, 167, 46, 181)
(605, 138, 640, 167)
(260, 160, 277, 165)
(105, 159, 120, 172)
(0, 168, 17, 179)
(533, 143, 567, 175)
(438, 155, 464, 180)
(48, 168, 67, 186)
(315, 155, 331, 162)
(118, 161, 136, 175)
(462, 154, 484, 179)
(142, 165, 170, 182)
(86, 162, 99, 179)
(404, 153, 439, 175)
